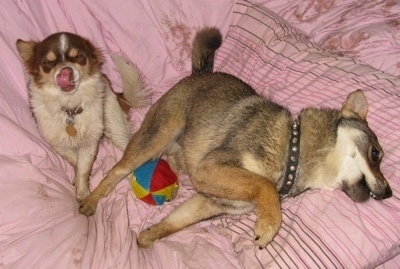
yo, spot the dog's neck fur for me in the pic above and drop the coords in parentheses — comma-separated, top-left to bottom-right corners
(62, 106, 84, 117)
(282, 107, 340, 197)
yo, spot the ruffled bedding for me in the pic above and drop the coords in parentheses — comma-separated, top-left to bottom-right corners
(0, 0, 399, 268)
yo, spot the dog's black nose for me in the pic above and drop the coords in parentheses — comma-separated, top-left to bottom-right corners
(383, 185, 393, 199)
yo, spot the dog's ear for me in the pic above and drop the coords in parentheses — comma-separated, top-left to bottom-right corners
(341, 90, 368, 120)
(16, 40, 37, 63)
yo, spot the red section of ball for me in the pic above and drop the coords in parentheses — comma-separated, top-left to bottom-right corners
(149, 159, 178, 192)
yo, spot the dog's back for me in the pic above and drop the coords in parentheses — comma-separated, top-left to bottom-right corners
(182, 29, 292, 179)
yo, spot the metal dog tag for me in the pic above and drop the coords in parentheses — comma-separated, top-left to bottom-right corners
(66, 124, 77, 137)
(62, 106, 82, 137)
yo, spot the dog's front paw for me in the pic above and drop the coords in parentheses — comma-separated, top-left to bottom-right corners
(253, 219, 280, 249)
(79, 195, 98, 216)
(76, 187, 90, 203)
(74, 176, 90, 203)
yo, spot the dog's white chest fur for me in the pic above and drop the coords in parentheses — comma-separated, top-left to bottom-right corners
(29, 75, 105, 148)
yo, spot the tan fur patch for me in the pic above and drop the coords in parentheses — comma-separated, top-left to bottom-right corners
(46, 51, 56, 61)
(242, 153, 266, 176)
(69, 48, 78, 58)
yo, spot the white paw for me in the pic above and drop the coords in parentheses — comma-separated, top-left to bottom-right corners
(75, 180, 90, 203)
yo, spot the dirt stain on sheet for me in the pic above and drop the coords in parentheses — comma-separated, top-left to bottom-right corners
(162, 14, 196, 69)
(71, 237, 85, 266)
(72, 249, 83, 266)
(295, 0, 335, 22)
(323, 31, 370, 56)
(36, 183, 49, 199)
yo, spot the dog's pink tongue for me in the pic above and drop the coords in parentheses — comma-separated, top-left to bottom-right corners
(56, 67, 74, 91)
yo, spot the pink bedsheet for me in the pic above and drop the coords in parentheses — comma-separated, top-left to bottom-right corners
(0, 0, 399, 268)
(261, 0, 400, 77)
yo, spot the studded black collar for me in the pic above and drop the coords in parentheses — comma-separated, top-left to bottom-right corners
(279, 120, 300, 199)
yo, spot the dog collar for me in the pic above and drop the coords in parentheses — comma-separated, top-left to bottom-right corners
(279, 119, 300, 199)
(62, 106, 83, 137)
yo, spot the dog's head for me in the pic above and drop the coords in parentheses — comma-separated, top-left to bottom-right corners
(16, 32, 103, 94)
(333, 90, 392, 202)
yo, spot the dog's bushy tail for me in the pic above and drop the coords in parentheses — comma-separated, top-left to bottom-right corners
(192, 27, 222, 75)
(111, 53, 151, 108)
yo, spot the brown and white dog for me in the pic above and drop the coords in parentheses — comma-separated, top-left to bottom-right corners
(16, 32, 150, 202)
(79, 28, 392, 249)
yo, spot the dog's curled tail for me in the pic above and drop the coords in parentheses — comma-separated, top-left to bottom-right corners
(111, 53, 151, 108)
(192, 27, 222, 75)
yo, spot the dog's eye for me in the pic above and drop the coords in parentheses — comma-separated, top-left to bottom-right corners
(71, 53, 86, 65)
(75, 53, 85, 61)
(41, 59, 56, 71)
(371, 147, 380, 162)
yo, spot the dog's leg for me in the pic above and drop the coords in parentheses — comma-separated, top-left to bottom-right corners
(75, 143, 99, 202)
(103, 86, 132, 150)
(52, 146, 90, 201)
(79, 104, 185, 216)
(137, 193, 226, 248)
(79, 134, 161, 215)
(191, 158, 281, 248)
(52, 145, 93, 202)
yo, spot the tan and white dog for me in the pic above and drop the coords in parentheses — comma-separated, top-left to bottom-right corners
(79, 28, 392, 249)
(16, 32, 150, 202)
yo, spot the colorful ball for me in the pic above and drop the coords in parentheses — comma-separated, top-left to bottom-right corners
(130, 159, 178, 205)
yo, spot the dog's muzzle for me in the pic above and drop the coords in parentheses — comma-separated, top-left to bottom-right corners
(56, 67, 75, 92)
(342, 176, 393, 203)
(370, 184, 392, 200)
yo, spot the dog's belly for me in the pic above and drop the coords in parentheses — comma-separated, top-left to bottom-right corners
(210, 196, 255, 215)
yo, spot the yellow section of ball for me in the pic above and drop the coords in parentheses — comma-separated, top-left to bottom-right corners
(130, 175, 150, 199)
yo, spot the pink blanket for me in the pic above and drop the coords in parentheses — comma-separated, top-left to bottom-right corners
(1, 0, 399, 268)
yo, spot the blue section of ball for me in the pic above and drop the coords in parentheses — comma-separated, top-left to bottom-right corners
(152, 194, 167, 205)
(134, 160, 158, 190)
